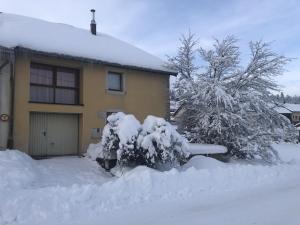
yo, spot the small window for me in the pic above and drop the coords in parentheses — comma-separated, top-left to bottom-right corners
(107, 72, 123, 92)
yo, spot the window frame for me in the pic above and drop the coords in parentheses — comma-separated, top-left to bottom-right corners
(30, 63, 80, 105)
(106, 71, 124, 93)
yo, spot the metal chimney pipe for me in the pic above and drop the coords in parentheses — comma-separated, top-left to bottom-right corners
(90, 9, 96, 35)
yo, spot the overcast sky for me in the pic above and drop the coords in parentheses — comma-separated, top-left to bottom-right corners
(1, 0, 300, 95)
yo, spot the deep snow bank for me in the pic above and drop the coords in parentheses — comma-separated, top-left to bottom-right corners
(272, 143, 300, 163)
(181, 155, 226, 170)
(0, 150, 37, 189)
(85, 143, 103, 160)
(2, 158, 300, 225)
(2, 145, 300, 225)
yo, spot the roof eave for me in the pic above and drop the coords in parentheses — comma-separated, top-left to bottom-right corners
(12, 46, 178, 76)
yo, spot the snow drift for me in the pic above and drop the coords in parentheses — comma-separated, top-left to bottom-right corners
(0, 150, 37, 189)
(1, 143, 300, 225)
(272, 142, 300, 163)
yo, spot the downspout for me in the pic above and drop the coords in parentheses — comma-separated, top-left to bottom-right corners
(166, 75, 171, 121)
(7, 49, 16, 149)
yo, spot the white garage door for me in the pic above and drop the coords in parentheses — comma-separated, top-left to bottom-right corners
(29, 112, 79, 157)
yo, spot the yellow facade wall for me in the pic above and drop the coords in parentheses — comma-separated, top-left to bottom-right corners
(13, 53, 170, 154)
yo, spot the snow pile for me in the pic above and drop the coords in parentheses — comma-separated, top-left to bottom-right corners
(2, 145, 300, 225)
(0, 13, 174, 74)
(182, 155, 226, 170)
(187, 143, 227, 154)
(85, 143, 103, 160)
(0, 150, 37, 189)
(2, 158, 300, 225)
(272, 143, 300, 163)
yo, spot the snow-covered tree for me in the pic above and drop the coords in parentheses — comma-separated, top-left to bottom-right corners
(172, 36, 297, 161)
(168, 31, 198, 100)
(137, 115, 190, 168)
(101, 112, 142, 166)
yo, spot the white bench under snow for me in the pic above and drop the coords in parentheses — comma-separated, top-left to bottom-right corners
(187, 143, 227, 155)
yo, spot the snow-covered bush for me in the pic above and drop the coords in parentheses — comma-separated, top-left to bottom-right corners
(137, 115, 189, 168)
(101, 112, 142, 167)
(95, 113, 189, 170)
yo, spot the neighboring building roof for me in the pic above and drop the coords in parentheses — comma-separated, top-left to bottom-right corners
(274, 105, 292, 114)
(0, 13, 176, 75)
(283, 104, 300, 112)
(274, 103, 300, 114)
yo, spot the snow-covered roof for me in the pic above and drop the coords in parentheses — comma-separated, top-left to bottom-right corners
(283, 104, 300, 112)
(274, 106, 292, 114)
(0, 13, 176, 75)
(274, 104, 300, 114)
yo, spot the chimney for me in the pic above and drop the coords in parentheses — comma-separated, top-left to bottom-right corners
(90, 9, 96, 35)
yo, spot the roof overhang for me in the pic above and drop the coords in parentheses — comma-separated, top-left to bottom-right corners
(8, 46, 177, 76)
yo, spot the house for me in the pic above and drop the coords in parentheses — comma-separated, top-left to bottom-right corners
(274, 103, 300, 124)
(0, 12, 176, 157)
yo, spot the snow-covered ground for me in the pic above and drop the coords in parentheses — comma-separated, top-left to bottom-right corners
(1, 143, 300, 225)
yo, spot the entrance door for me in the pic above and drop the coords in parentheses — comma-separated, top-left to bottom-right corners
(29, 112, 79, 157)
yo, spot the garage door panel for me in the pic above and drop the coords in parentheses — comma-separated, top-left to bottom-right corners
(47, 113, 78, 155)
(29, 112, 48, 156)
(29, 113, 79, 157)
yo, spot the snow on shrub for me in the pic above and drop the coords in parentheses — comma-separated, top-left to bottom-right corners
(137, 115, 190, 168)
(92, 113, 189, 170)
(101, 112, 142, 166)
(0, 150, 37, 189)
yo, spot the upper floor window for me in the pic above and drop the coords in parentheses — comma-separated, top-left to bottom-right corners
(107, 71, 123, 92)
(30, 63, 79, 105)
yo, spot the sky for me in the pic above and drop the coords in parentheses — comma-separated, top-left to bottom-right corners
(1, 0, 300, 95)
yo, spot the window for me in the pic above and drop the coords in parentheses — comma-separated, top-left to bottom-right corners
(30, 63, 79, 104)
(107, 71, 123, 92)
